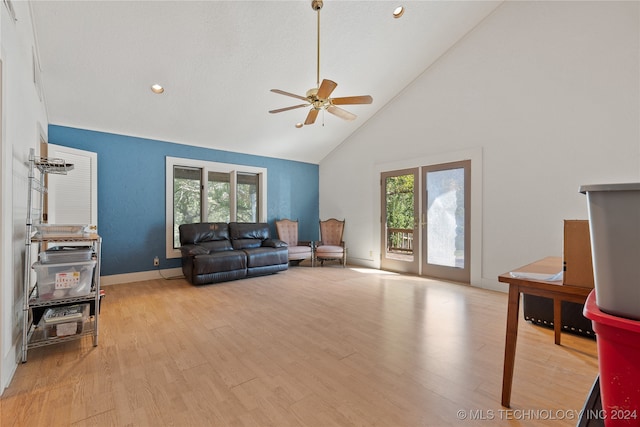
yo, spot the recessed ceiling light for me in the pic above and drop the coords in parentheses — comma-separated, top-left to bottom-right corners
(151, 84, 164, 94)
(295, 123, 304, 128)
(393, 5, 405, 18)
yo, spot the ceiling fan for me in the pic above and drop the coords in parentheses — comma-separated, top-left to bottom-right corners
(269, 0, 373, 126)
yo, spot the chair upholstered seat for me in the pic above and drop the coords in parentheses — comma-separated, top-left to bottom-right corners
(288, 245, 313, 257)
(315, 245, 343, 256)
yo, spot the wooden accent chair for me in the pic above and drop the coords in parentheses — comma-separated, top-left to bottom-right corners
(315, 218, 346, 267)
(275, 219, 313, 266)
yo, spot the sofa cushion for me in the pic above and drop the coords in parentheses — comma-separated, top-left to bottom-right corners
(192, 269, 247, 285)
(232, 239, 263, 250)
(229, 222, 270, 241)
(243, 247, 289, 268)
(179, 222, 229, 245)
(199, 240, 233, 252)
(193, 251, 246, 275)
(229, 222, 272, 249)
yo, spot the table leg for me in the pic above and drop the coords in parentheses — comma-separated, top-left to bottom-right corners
(502, 285, 521, 408)
(553, 298, 562, 345)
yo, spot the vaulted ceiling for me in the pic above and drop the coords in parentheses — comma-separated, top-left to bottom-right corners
(30, 1, 502, 164)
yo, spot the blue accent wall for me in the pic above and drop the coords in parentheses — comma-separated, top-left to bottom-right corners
(48, 125, 319, 276)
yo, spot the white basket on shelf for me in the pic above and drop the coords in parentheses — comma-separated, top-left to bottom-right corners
(33, 224, 90, 237)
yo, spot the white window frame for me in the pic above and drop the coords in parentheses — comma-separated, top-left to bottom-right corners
(165, 156, 267, 259)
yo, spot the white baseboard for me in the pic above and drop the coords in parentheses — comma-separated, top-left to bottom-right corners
(99, 265, 509, 296)
(346, 257, 377, 269)
(474, 277, 508, 293)
(1, 344, 18, 396)
(100, 268, 183, 286)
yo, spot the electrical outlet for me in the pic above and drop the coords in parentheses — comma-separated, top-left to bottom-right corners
(369, 250, 373, 257)
(153, 256, 159, 267)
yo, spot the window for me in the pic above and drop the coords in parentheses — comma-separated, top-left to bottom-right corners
(207, 171, 231, 222)
(174, 166, 203, 227)
(166, 157, 267, 258)
(236, 172, 260, 222)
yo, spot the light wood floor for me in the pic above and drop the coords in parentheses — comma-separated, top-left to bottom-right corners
(1, 266, 598, 426)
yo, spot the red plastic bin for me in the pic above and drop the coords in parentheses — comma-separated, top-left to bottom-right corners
(583, 290, 640, 426)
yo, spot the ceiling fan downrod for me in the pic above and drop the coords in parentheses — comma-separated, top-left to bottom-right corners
(312, 0, 323, 89)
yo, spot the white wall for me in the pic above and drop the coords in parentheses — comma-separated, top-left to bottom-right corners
(319, 1, 640, 290)
(0, 1, 48, 393)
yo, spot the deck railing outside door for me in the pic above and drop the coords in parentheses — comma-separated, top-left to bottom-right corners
(387, 228, 413, 254)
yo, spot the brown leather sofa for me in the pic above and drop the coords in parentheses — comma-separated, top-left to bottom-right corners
(179, 222, 288, 285)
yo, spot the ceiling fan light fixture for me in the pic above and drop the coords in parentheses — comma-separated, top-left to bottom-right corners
(295, 123, 304, 128)
(393, 5, 405, 18)
(150, 84, 164, 94)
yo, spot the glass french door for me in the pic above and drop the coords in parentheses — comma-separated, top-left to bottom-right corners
(421, 160, 470, 283)
(380, 169, 419, 274)
(380, 161, 471, 283)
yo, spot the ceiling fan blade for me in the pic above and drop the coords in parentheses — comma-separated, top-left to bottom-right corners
(269, 104, 309, 114)
(330, 95, 373, 105)
(327, 105, 356, 121)
(304, 109, 319, 125)
(270, 89, 308, 102)
(316, 79, 337, 99)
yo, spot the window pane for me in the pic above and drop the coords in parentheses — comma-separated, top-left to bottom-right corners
(236, 173, 259, 222)
(426, 167, 465, 268)
(385, 174, 415, 260)
(173, 166, 202, 248)
(208, 171, 230, 222)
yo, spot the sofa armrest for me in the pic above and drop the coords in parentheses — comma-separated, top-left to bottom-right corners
(262, 239, 288, 248)
(180, 244, 209, 257)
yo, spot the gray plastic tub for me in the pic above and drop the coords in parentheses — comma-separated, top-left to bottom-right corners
(580, 183, 640, 320)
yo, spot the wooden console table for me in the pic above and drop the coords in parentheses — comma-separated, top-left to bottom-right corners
(498, 256, 592, 407)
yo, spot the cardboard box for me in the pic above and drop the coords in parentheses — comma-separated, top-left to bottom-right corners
(563, 220, 595, 288)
